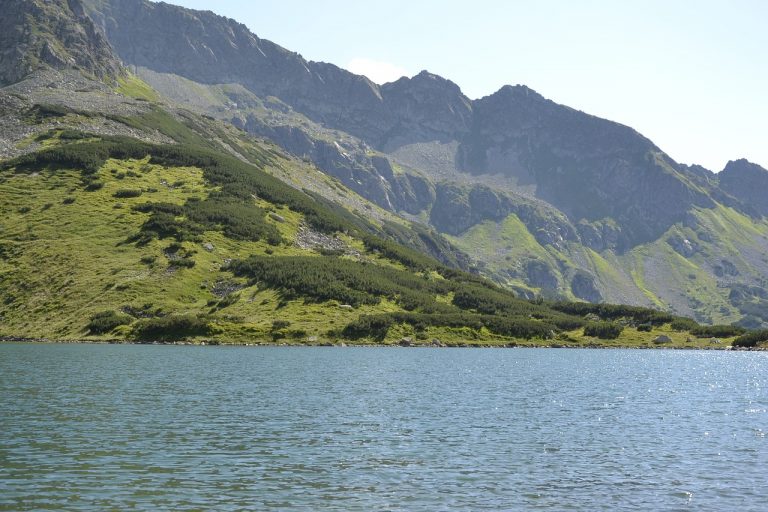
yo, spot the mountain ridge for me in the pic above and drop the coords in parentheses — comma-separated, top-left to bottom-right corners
(75, 0, 768, 326)
(3, 0, 768, 329)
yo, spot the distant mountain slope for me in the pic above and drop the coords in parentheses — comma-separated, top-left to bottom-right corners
(83, 0, 391, 141)
(2, 0, 766, 328)
(81, 0, 720, 246)
(2, 71, 735, 347)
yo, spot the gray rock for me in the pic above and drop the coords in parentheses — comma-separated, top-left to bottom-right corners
(295, 226, 352, 254)
(571, 271, 602, 302)
(525, 259, 559, 290)
(719, 159, 768, 217)
(398, 337, 413, 347)
(667, 235, 698, 257)
(653, 335, 672, 344)
(268, 212, 286, 223)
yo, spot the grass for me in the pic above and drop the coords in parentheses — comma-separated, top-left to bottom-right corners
(0, 149, 731, 347)
(0, 98, 756, 346)
(106, 107, 213, 148)
(627, 251, 665, 309)
(0, 158, 211, 338)
(0, 154, 334, 340)
(115, 74, 161, 102)
(446, 214, 565, 290)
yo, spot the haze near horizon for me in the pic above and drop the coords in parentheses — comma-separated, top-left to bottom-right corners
(161, 0, 766, 172)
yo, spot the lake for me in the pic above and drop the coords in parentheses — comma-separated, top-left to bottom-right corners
(1, 344, 766, 511)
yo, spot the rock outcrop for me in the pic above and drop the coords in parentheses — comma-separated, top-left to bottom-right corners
(0, 0, 121, 86)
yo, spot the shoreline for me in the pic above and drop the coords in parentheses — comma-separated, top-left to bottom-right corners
(1, 335, 760, 350)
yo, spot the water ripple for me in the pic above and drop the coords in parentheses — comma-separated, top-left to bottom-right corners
(1, 345, 767, 510)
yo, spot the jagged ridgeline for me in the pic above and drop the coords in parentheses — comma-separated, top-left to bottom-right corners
(1, 130, 739, 346)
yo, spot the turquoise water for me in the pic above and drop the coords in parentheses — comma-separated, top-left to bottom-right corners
(1, 344, 766, 511)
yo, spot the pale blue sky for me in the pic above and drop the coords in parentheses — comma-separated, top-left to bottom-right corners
(165, 0, 767, 171)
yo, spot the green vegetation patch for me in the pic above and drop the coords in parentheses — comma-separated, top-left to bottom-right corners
(228, 255, 588, 341)
(229, 255, 454, 310)
(344, 312, 560, 342)
(732, 330, 768, 348)
(550, 301, 674, 326)
(132, 315, 212, 341)
(584, 322, 624, 339)
(26, 103, 93, 123)
(115, 74, 161, 102)
(87, 310, 132, 334)
(2, 136, 357, 237)
(688, 324, 746, 338)
(106, 107, 211, 147)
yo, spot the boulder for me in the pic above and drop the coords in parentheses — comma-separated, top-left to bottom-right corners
(653, 335, 672, 344)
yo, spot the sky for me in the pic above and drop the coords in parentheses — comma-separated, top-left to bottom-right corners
(165, 0, 767, 171)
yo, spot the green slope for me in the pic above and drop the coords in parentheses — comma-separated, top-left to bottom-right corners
(0, 130, 746, 347)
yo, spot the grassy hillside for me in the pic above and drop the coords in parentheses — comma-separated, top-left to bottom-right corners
(444, 204, 768, 331)
(0, 130, 757, 347)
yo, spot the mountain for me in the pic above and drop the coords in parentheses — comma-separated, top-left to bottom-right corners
(1, 0, 767, 340)
(0, 0, 664, 347)
(75, 0, 768, 327)
(78, 0, 710, 243)
(1, 38, 736, 348)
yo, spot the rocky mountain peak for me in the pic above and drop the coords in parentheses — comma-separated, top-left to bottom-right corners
(0, 0, 122, 86)
(492, 83, 545, 100)
(721, 158, 766, 176)
(410, 70, 461, 88)
(379, 70, 473, 149)
(718, 159, 768, 216)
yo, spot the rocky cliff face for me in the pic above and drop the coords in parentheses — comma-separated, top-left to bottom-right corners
(429, 182, 576, 246)
(245, 118, 435, 214)
(718, 159, 768, 216)
(379, 71, 472, 150)
(0, 0, 121, 86)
